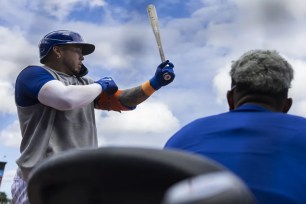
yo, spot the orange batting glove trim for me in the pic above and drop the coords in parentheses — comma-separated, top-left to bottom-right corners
(142, 81, 156, 96)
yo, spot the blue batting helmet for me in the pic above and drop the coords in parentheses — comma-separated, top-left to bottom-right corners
(39, 30, 95, 63)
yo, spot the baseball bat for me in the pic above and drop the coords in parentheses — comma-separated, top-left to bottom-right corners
(147, 4, 172, 81)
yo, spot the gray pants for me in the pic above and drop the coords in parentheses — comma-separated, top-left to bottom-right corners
(11, 174, 29, 204)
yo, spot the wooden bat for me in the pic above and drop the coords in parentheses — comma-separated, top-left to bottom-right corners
(147, 4, 166, 62)
(147, 4, 172, 81)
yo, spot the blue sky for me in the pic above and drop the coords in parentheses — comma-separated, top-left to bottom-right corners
(2, 0, 306, 198)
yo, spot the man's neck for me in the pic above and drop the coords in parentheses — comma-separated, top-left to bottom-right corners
(234, 94, 284, 112)
(43, 62, 72, 76)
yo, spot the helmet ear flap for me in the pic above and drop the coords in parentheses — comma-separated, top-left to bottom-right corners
(79, 64, 88, 77)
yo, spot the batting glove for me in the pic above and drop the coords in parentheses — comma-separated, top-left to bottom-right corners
(150, 60, 175, 90)
(95, 77, 118, 95)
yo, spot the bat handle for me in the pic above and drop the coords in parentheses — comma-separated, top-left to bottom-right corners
(160, 57, 172, 81)
(163, 60, 172, 81)
(163, 73, 172, 81)
(161, 59, 173, 81)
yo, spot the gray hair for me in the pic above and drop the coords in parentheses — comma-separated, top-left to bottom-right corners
(230, 50, 294, 94)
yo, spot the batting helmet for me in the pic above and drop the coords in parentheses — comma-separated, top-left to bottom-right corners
(39, 30, 95, 63)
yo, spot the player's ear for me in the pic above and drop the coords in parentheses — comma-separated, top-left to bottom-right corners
(227, 90, 234, 111)
(282, 98, 292, 113)
(52, 46, 62, 59)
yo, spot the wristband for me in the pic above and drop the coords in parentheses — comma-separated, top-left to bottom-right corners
(141, 81, 156, 96)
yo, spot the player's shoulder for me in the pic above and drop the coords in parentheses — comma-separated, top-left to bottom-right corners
(17, 65, 53, 79)
(285, 113, 306, 124)
(19, 65, 44, 74)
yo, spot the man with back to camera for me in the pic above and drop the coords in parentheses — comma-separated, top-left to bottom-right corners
(12, 30, 175, 204)
(165, 50, 306, 204)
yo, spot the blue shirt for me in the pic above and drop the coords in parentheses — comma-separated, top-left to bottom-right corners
(165, 104, 306, 204)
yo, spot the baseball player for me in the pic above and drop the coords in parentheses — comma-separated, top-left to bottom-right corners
(11, 30, 175, 204)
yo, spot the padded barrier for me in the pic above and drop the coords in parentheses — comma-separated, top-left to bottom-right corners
(27, 147, 254, 204)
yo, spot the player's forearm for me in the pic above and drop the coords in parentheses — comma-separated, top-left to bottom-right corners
(38, 80, 102, 110)
(119, 86, 149, 107)
(118, 81, 156, 107)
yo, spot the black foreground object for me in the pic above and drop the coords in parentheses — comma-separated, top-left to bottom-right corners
(27, 147, 252, 204)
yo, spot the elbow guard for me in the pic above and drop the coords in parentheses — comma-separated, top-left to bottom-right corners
(95, 90, 135, 112)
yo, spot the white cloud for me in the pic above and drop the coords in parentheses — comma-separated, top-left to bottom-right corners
(89, 0, 106, 7)
(184, 0, 306, 61)
(0, 26, 38, 80)
(235, 0, 306, 23)
(96, 101, 179, 133)
(0, 0, 36, 27)
(43, 0, 106, 20)
(95, 101, 180, 147)
(86, 24, 152, 70)
(0, 26, 38, 114)
(43, 0, 80, 20)
(286, 58, 306, 117)
(0, 120, 21, 147)
(0, 82, 16, 114)
(213, 62, 231, 105)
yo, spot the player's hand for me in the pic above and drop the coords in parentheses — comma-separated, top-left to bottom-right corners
(95, 77, 118, 95)
(150, 60, 175, 90)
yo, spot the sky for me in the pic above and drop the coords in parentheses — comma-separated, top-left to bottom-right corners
(1, 0, 306, 198)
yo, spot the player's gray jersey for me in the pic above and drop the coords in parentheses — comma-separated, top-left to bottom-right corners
(16, 66, 97, 181)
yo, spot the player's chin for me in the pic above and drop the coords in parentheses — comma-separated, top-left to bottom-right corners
(75, 64, 82, 72)
(72, 66, 81, 76)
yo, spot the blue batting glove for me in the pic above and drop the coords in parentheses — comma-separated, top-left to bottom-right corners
(95, 77, 118, 95)
(149, 60, 175, 90)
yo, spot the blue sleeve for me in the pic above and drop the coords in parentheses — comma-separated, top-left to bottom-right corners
(15, 66, 55, 106)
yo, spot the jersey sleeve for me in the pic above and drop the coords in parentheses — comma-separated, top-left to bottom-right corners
(15, 66, 55, 106)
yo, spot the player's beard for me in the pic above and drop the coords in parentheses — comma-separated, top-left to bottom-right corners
(62, 60, 81, 76)
(71, 66, 81, 76)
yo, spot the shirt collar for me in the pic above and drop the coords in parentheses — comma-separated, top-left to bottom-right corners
(233, 103, 272, 112)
